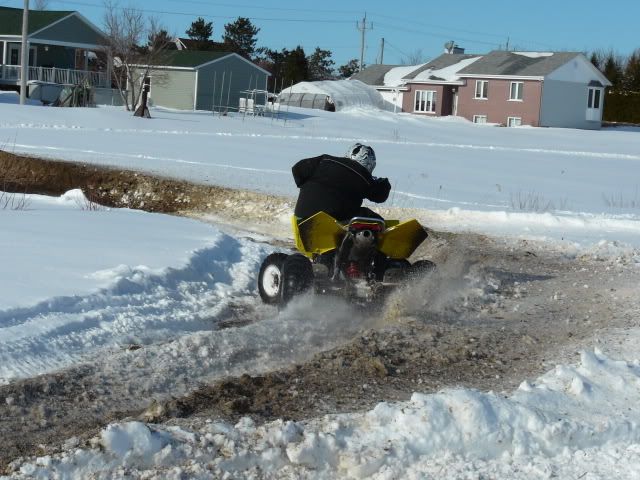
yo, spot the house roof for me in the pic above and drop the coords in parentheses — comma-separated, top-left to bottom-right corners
(174, 37, 232, 52)
(456, 50, 582, 77)
(156, 50, 232, 68)
(0, 6, 74, 35)
(402, 54, 479, 80)
(350, 64, 400, 86)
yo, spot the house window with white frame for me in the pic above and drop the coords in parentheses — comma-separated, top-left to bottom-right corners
(509, 82, 523, 101)
(475, 80, 488, 99)
(414, 90, 436, 113)
(587, 87, 602, 109)
(507, 116, 522, 127)
(473, 115, 487, 124)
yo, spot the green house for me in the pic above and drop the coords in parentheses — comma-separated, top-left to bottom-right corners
(0, 6, 108, 88)
(132, 50, 271, 111)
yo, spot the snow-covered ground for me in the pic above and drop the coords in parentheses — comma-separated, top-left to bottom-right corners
(1, 91, 640, 478)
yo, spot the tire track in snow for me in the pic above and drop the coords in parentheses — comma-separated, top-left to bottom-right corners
(4, 123, 640, 161)
(0, 234, 270, 384)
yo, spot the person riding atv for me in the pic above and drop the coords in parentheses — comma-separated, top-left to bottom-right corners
(257, 143, 433, 305)
(293, 143, 392, 279)
(293, 143, 390, 223)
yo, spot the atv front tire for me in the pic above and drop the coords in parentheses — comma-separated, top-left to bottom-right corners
(258, 253, 288, 304)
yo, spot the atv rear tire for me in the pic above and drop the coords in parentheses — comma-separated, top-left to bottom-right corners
(281, 254, 314, 304)
(258, 253, 288, 304)
(409, 259, 436, 278)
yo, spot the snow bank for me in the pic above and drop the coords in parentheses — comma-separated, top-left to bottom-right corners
(10, 349, 640, 479)
(0, 190, 272, 383)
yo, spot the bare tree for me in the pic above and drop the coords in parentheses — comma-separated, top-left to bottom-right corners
(102, 1, 172, 111)
(33, 0, 49, 10)
(400, 49, 427, 66)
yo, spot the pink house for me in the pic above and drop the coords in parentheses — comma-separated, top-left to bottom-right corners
(352, 50, 611, 129)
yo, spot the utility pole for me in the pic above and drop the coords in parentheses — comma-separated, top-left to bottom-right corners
(379, 37, 385, 64)
(356, 12, 373, 72)
(505, 36, 510, 51)
(20, 0, 29, 105)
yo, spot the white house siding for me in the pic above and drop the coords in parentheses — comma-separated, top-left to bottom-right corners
(31, 14, 105, 46)
(540, 80, 601, 130)
(195, 55, 268, 111)
(378, 90, 404, 112)
(148, 69, 196, 110)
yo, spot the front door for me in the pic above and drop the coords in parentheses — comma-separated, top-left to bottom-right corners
(8, 44, 36, 66)
(586, 87, 603, 121)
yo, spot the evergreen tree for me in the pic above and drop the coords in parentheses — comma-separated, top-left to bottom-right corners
(623, 49, 640, 92)
(186, 17, 213, 50)
(338, 59, 359, 78)
(307, 47, 335, 80)
(589, 52, 600, 70)
(603, 51, 623, 90)
(282, 46, 309, 85)
(222, 17, 260, 59)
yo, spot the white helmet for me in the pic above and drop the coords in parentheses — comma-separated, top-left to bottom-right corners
(346, 143, 376, 173)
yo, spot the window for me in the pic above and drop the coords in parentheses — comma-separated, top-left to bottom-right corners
(509, 82, 523, 101)
(507, 116, 522, 127)
(475, 80, 488, 99)
(414, 90, 437, 113)
(473, 115, 487, 124)
(587, 87, 601, 109)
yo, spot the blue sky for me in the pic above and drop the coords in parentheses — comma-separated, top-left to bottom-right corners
(5, 0, 640, 67)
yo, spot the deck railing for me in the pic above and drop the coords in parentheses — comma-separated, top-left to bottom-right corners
(0, 65, 109, 87)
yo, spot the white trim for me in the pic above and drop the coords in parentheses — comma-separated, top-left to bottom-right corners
(29, 11, 106, 42)
(130, 64, 196, 71)
(509, 81, 524, 101)
(7, 43, 36, 66)
(28, 38, 104, 50)
(507, 116, 522, 127)
(405, 80, 465, 86)
(134, 52, 272, 75)
(195, 52, 271, 76)
(2, 41, 6, 64)
(461, 74, 544, 81)
(193, 69, 199, 110)
(473, 114, 487, 124)
(414, 89, 436, 113)
(27, 12, 76, 38)
(547, 53, 612, 87)
(375, 86, 409, 91)
(474, 80, 488, 99)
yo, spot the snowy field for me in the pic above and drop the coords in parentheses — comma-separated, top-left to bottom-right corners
(1, 91, 640, 478)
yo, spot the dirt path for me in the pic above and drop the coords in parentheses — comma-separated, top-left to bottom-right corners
(1, 152, 639, 472)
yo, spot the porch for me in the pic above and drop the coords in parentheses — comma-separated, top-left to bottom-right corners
(0, 64, 108, 88)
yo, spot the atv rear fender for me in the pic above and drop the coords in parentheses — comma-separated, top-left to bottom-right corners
(292, 212, 427, 259)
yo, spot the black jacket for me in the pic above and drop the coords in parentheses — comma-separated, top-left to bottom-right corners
(293, 154, 391, 220)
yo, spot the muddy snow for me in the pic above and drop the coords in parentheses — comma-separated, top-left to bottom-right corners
(1, 161, 638, 476)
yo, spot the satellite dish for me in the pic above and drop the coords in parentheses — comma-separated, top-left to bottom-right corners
(444, 41, 454, 52)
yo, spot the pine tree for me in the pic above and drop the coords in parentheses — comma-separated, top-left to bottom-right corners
(623, 49, 640, 93)
(589, 52, 600, 70)
(338, 59, 359, 78)
(307, 47, 335, 81)
(186, 17, 213, 50)
(603, 51, 623, 90)
(282, 46, 309, 85)
(222, 17, 260, 59)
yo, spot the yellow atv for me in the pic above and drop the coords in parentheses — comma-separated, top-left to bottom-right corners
(258, 212, 434, 305)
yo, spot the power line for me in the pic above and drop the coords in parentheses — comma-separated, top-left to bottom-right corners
(35, 0, 356, 23)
